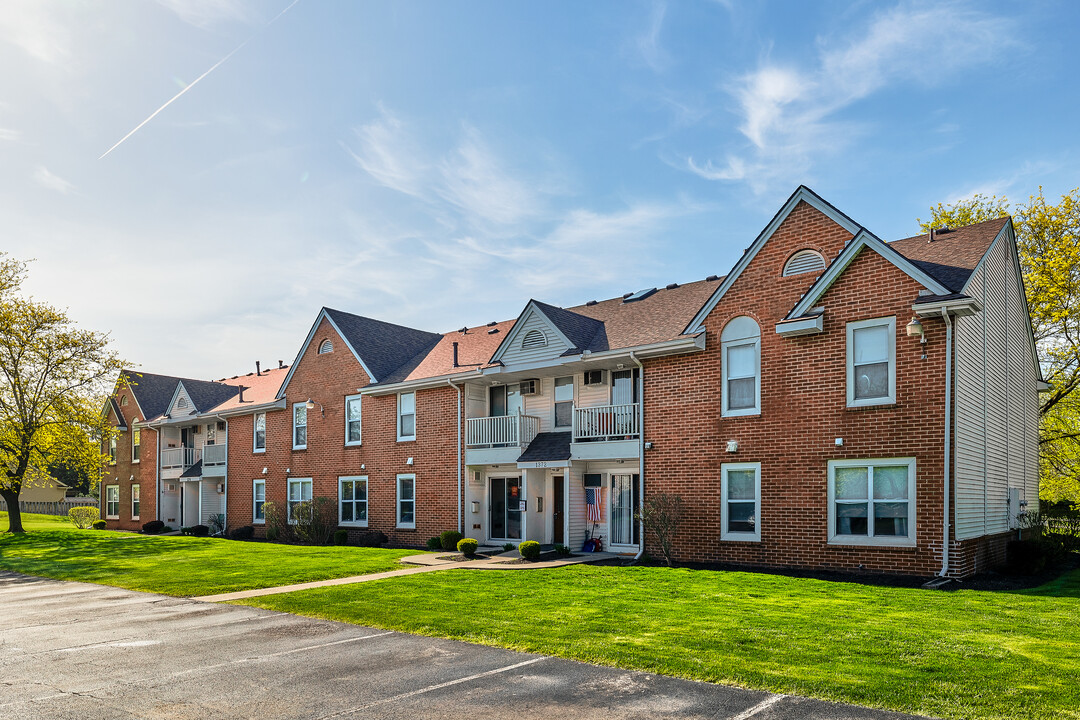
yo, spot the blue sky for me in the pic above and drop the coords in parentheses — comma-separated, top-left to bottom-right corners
(2, 0, 1077, 379)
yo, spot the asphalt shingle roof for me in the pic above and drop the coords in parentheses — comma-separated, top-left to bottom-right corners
(183, 379, 240, 414)
(887, 217, 1009, 293)
(324, 307, 443, 383)
(517, 432, 572, 463)
(531, 300, 606, 353)
(122, 371, 195, 421)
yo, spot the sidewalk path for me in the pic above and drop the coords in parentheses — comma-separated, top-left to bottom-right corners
(193, 564, 449, 602)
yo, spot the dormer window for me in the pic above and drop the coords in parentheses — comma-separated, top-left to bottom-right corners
(783, 249, 825, 276)
(318, 338, 334, 354)
(522, 329, 547, 349)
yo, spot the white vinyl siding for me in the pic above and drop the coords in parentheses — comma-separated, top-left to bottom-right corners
(253, 479, 265, 523)
(170, 385, 195, 417)
(499, 309, 571, 365)
(847, 317, 896, 407)
(105, 485, 119, 519)
(721, 463, 760, 541)
(345, 395, 362, 446)
(397, 474, 416, 528)
(339, 476, 368, 526)
(292, 402, 307, 450)
(199, 480, 224, 526)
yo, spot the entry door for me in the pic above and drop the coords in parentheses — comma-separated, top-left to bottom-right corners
(610, 474, 640, 546)
(553, 476, 565, 544)
(489, 478, 522, 540)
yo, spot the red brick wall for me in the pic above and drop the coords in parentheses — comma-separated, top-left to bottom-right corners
(225, 316, 462, 548)
(102, 383, 157, 531)
(643, 201, 957, 576)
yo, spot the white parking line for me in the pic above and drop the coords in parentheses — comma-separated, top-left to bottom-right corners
(318, 656, 550, 718)
(730, 693, 786, 719)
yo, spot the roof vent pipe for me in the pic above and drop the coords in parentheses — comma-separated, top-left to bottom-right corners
(452, 341, 460, 368)
(238, 386, 246, 403)
(278, 360, 284, 369)
(256, 361, 261, 376)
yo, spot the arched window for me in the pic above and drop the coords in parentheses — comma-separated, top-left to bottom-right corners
(521, 329, 547, 349)
(721, 316, 761, 417)
(783, 249, 825, 277)
(318, 338, 334, 354)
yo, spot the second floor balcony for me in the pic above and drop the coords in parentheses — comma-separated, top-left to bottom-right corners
(160, 443, 227, 479)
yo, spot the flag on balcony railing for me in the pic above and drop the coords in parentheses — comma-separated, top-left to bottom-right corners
(585, 487, 603, 522)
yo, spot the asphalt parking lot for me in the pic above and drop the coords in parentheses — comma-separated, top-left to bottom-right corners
(0, 571, 921, 720)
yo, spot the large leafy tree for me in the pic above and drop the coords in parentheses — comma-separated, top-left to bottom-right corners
(0, 254, 123, 533)
(919, 188, 1080, 502)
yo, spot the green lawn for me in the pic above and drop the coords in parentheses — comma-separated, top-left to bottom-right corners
(236, 564, 1080, 720)
(0, 511, 421, 596)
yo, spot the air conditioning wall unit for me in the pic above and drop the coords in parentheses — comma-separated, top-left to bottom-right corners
(583, 473, 603, 488)
(584, 370, 607, 386)
(519, 379, 540, 395)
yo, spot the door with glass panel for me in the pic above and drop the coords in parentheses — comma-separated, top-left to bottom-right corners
(610, 474, 639, 546)
(489, 477, 522, 540)
(488, 385, 522, 447)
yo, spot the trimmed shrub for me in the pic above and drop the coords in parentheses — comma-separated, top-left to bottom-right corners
(426, 537, 442, 551)
(292, 497, 337, 545)
(190, 524, 210, 537)
(162, 526, 174, 533)
(554, 544, 572, 557)
(503, 543, 515, 552)
(230, 525, 255, 541)
(91, 519, 108, 530)
(142, 520, 165, 535)
(518, 540, 541, 560)
(68, 507, 98, 529)
(354, 530, 389, 547)
(334, 529, 349, 546)
(457, 538, 479, 556)
(440, 530, 463, 551)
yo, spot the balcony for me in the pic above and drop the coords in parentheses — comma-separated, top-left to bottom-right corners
(202, 443, 227, 477)
(465, 414, 541, 465)
(161, 447, 201, 479)
(571, 403, 640, 461)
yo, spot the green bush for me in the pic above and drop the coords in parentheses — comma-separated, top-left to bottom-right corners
(518, 540, 541, 560)
(426, 537, 442, 550)
(68, 506, 98, 529)
(457, 538, 479, 556)
(142, 520, 165, 534)
(439, 530, 463, 551)
(334, 529, 349, 546)
(503, 542, 515, 552)
(554, 544, 572, 557)
(91, 519, 108, 530)
(230, 525, 255, 541)
(292, 497, 337, 545)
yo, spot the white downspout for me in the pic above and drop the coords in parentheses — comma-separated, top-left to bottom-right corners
(145, 424, 160, 525)
(208, 414, 230, 536)
(448, 379, 463, 534)
(939, 310, 953, 577)
(630, 352, 646, 560)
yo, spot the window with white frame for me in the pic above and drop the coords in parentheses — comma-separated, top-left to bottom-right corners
(721, 463, 760, 541)
(287, 478, 312, 522)
(397, 392, 415, 441)
(253, 412, 266, 453)
(108, 436, 117, 464)
(206, 423, 216, 445)
(105, 485, 119, 519)
(131, 484, 140, 520)
(339, 476, 368, 526)
(397, 474, 415, 528)
(554, 377, 573, 428)
(721, 316, 761, 416)
(847, 317, 896, 406)
(292, 402, 308, 449)
(253, 479, 265, 523)
(345, 395, 362, 446)
(828, 458, 916, 546)
(131, 427, 141, 462)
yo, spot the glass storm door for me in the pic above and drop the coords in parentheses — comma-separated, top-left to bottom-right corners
(610, 474, 640, 545)
(489, 477, 522, 540)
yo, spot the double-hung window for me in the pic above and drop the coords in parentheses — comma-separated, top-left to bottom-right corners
(131, 484, 140, 520)
(828, 458, 916, 546)
(554, 377, 574, 428)
(721, 316, 761, 417)
(105, 485, 119, 519)
(397, 474, 415, 528)
(345, 395, 362, 446)
(397, 392, 416, 441)
(253, 479, 266, 523)
(287, 478, 312, 522)
(253, 412, 266, 453)
(131, 427, 141, 463)
(847, 317, 896, 406)
(108, 436, 117, 464)
(339, 476, 368, 526)
(292, 402, 308, 449)
(721, 463, 761, 541)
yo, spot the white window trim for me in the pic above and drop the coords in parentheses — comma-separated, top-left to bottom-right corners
(292, 402, 308, 450)
(827, 457, 916, 547)
(397, 392, 416, 442)
(105, 485, 119, 520)
(397, 473, 416, 529)
(338, 475, 369, 527)
(721, 337, 761, 418)
(720, 462, 761, 542)
(344, 394, 363, 447)
(846, 316, 897, 408)
(131, 484, 140, 521)
(131, 426, 141, 464)
(253, 411, 266, 454)
(252, 478, 266, 524)
(108, 436, 117, 465)
(287, 477, 312, 523)
(553, 376, 574, 429)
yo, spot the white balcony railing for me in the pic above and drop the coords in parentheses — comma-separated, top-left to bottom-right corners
(161, 447, 201, 471)
(466, 414, 541, 449)
(573, 404, 640, 441)
(203, 443, 227, 468)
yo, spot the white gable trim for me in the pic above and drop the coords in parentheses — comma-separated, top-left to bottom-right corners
(786, 230, 951, 320)
(489, 301, 577, 365)
(685, 186, 862, 333)
(276, 309, 379, 399)
(166, 381, 194, 417)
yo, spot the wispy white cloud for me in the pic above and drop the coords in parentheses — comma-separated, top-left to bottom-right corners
(0, 0, 71, 65)
(687, 1, 1014, 194)
(437, 125, 539, 227)
(32, 166, 75, 194)
(344, 104, 428, 198)
(154, 0, 251, 27)
(0, 128, 20, 142)
(636, 2, 670, 73)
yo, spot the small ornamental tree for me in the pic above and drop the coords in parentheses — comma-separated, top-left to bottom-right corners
(637, 493, 685, 567)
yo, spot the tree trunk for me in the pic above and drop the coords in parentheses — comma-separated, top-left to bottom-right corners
(1, 488, 24, 533)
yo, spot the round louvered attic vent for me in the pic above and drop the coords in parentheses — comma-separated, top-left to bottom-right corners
(783, 249, 826, 277)
(521, 329, 547, 349)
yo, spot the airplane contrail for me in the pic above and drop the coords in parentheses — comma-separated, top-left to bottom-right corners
(99, 0, 302, 160)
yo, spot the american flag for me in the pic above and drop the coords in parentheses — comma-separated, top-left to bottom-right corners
(585, 487, 603, 522)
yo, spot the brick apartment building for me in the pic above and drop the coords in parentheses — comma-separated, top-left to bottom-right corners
(102, 187, 1042, 578)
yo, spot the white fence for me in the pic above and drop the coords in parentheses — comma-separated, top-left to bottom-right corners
(161, 447, 201, 470)
(0, 497, 98, 516)
(466, 414, 541, 448)
(203, 443, 227, 468)
(573, 403, 639, 441)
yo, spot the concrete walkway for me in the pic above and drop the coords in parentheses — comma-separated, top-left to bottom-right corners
(195, 550, 618, 603)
